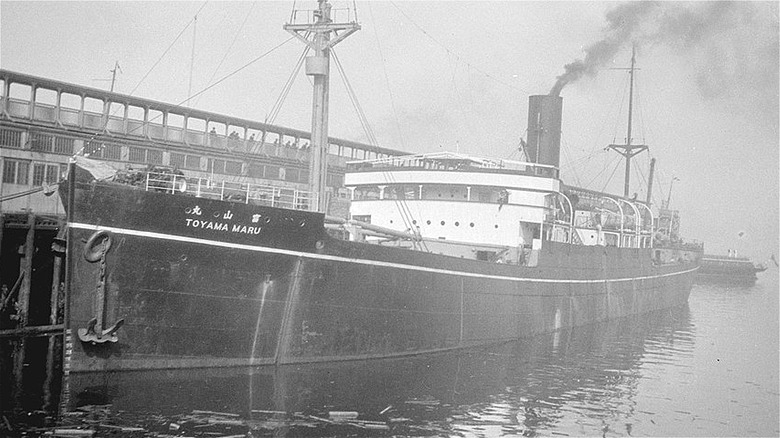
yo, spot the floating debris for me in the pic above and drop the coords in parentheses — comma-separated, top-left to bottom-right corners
(405, 399, 441, 406)
(192, 411, 241, 418)
(249, 410, 287, 416)
(327, 411, 358, 420)
(43, 429, 95, 437)
(99, 424, 146, 432)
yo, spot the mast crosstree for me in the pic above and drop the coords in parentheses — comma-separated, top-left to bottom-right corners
(607, 46, 648, 198)
(285, 0, 360, 212)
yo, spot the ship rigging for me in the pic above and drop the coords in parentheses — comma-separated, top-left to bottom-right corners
(285, 0, 360, 213)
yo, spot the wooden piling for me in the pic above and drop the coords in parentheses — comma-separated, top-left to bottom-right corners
(17, 213, 36, 328)
(49, 220, 65, 326)
(0, 214, 5, 262)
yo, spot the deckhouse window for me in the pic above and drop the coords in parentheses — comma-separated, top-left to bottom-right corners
(353, 186, 380, 200)
(384, 185, 418, 200)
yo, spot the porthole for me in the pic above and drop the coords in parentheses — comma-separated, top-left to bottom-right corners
(470, 223, 475, 227)
(455, 222, 460, 226)
(412, 220, 417, 225)
(426, 220, 431, 225)
(441, 221, 445, 226)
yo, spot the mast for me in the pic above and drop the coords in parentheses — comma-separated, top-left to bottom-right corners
(607, 46, 647, 198)
(109, 61, 121, 93)
(285, 1, 360, 212)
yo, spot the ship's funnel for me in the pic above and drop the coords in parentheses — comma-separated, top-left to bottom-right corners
(526, 95, 563, 168)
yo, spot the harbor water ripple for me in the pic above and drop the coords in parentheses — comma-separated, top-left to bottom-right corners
(2, 271, 778, 437)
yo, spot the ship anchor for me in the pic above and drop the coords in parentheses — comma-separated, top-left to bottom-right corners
(77, 230, 125, 344)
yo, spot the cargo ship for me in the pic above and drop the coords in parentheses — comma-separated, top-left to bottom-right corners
(59, 1, 701, 373)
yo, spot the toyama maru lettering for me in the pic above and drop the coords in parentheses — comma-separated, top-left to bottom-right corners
(184, 219, 263, 234)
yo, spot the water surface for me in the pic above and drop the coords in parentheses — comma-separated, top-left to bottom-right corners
(2, 271, 778, 437)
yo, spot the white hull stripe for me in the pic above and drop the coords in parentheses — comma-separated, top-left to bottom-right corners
(70, 222, 698, 284)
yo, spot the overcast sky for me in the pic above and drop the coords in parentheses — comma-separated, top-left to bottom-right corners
(1, 1, 777, 258)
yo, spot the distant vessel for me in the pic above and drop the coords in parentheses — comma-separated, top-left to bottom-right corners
(697, 253, 767, 285)
(59, 1, 701, 373)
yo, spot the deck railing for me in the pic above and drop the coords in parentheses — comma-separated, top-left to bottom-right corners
(144, 172, 317, 211)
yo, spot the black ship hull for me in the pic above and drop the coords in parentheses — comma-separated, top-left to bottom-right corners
(63, 179, 698, 373)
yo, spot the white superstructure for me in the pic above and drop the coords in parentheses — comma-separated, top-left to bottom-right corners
(342, 152, 657, 264)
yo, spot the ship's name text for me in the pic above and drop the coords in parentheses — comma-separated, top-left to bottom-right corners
(185, 219, 262, 235)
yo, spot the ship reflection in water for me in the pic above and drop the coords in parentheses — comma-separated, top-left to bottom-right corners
(3, 302, 694, 436)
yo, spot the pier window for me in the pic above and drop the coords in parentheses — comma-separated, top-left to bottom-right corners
(147, 149, 163, 164)
(84, 141, 121, 160)
(127, 147, 162, 164)
(59, 93, 81, 126)
(105, 102, 125, 132)
(227, 125, 244, 146)
(32, 163, 60, 186)
(170, 153, 201, 170)
(208, 158, 240, 175)
(167, 113, 185, 143)
(0, 128, 22, 148)
(265, 165, 281, 180)
(82, 97, 104, 129)
(33, 88, 57, 122)
(2, 159, 29, 185)
(127, 105, 145, 137)
(207, 122, 226, 149)
(128, 147, 147, 163)
(208, 158, 225, 174)
(285, 168, 299, 182)
(246, 129, 262, 150)
(186, 118, 206, 145)
(29, 132, 53, 152)
(8, 83, 32, 118)
(169, 153, 184, 169)
(224, 160, 242, 176)
(53, 136, 74, 155)
(148, 109, 165, 140)
(247, 163, 264, 178)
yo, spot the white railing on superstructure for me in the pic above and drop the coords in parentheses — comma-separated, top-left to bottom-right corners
(347, 151, 558, 176)
(145, 172, 317, 211)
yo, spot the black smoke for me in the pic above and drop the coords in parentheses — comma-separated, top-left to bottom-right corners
(550, 1, 779, 105)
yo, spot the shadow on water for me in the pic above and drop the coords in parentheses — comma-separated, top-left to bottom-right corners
(1, 305, 694, 436)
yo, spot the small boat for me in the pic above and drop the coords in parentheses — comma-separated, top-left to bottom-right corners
(697, 253, 768, 285)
